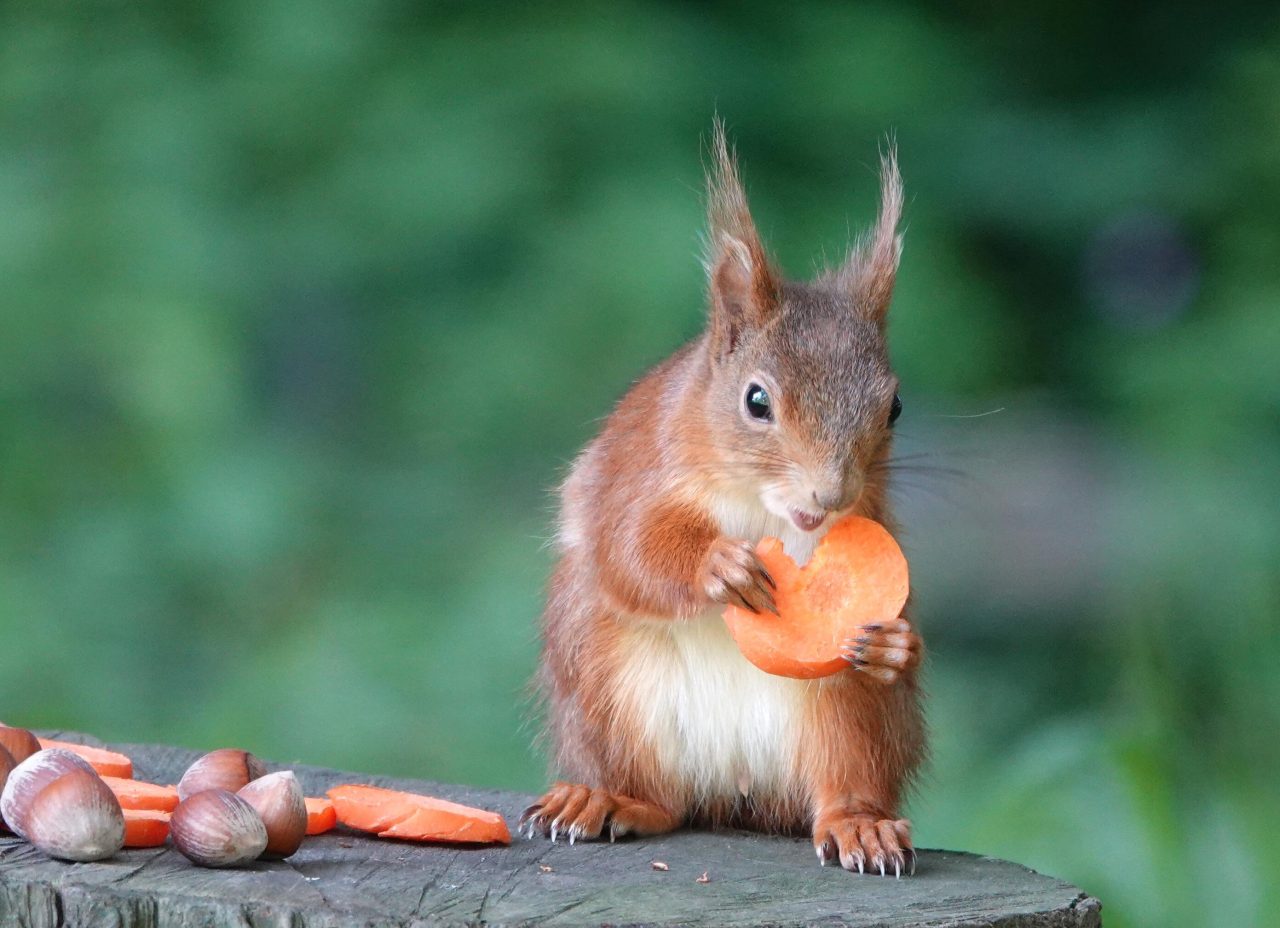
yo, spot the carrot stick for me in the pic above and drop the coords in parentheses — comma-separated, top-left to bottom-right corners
(101, 777, 180, 813)
(37, 739, 133, 779)
(327, 784, 510, 845)
(305, 797, 337, 835)
(723, 515, 910, 678)
(122, 809, 170, 848)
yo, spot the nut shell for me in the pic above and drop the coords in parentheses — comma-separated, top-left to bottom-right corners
(170, 789, 268, 867)
(25, 768, 125, 861)
(0, 726, 41, 765)
(177, 749, 267, 801)
(1, 748, 96, 839)
(237, 770, 306, 859)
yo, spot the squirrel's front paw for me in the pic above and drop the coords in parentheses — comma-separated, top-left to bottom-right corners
(701, 537, 778, 615)
(839, 618, 922, 684)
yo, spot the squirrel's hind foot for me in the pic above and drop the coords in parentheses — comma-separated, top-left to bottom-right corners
(813, 812, 915, 876)
(519, 783, 680, 843)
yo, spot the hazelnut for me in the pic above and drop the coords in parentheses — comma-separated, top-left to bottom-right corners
(0, 726, 41, 765)
(170, 789, 268, 867)
(1, 748, 96, 839)
(237, 771, 306, 859)
(24, 768, 125, 862)
(0, 745, 15, 832)
(177, 749, 267, 801)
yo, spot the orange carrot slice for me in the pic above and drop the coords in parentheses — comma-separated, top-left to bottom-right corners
(102, 777, 180, 813)
(723, 515, 909, 679)
(37, 740, 133, 779)
(123, 809, 170, 848)
(305, 797, 337, 835)
(327, 784, 510, 845)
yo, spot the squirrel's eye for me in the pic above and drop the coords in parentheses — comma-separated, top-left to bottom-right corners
(888, 392, 902, 426)
(745, 383, 773, 422)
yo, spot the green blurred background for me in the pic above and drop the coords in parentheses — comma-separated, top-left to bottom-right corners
(3, 2, 1278, 925)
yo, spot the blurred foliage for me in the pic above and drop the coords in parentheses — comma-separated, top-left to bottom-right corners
(2, 2, 1279, 925)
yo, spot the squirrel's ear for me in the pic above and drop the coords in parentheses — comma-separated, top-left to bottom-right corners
(836, 145, 903, 326)
(704, 119, 779, 357)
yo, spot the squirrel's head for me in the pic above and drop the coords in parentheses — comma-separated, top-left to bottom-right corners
(697, 122, 903, 534)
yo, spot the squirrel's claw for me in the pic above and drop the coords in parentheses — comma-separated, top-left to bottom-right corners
(518, 803, 547, 840)
(521, 783, 681, 844)
(838, 618, 922, 684)
(812, 813, 914, 877)
(701, 536, 778, 615)
(739, 578, 778, 616)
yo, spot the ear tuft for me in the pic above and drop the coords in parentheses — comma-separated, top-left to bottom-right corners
(836, 141, 904, 324)
(704, 118, 779, 356)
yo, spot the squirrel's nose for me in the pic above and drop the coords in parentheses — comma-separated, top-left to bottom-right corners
(812, 487, 846, 512)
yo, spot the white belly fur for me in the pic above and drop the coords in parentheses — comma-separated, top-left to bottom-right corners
(614, 491, 828, 803)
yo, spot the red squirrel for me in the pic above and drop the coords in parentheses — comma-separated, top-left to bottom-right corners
(522, 122, 925, 877)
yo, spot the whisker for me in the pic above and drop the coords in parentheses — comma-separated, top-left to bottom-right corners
(928, 407, 1006, 419)
(882, 451, 949, 464)
(884, 478, 962, 503)
(873, 463, 970, 480)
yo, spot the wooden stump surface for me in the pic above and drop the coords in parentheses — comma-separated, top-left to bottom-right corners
(0, 733, 1101, 927)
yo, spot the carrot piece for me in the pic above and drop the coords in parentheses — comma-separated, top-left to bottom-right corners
(37, 739, 133, 779)
(722, 515, 910, 679)
(327, 784, 510, 845)
(305, 797, 337, 835)
(123, 809, 170, 848)
(101, 777, 180, 813)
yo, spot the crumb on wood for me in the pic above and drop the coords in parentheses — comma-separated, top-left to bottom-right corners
(538, 864, 553, 873)
(651, 860, 669, 871)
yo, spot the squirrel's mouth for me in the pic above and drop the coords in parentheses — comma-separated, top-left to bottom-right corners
(788, 508, 827, 533)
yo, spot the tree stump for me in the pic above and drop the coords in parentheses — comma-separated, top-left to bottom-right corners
(0, 733, 1100, 927)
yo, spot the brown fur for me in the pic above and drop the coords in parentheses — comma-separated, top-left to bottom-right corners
(527, 121, 925, 873)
